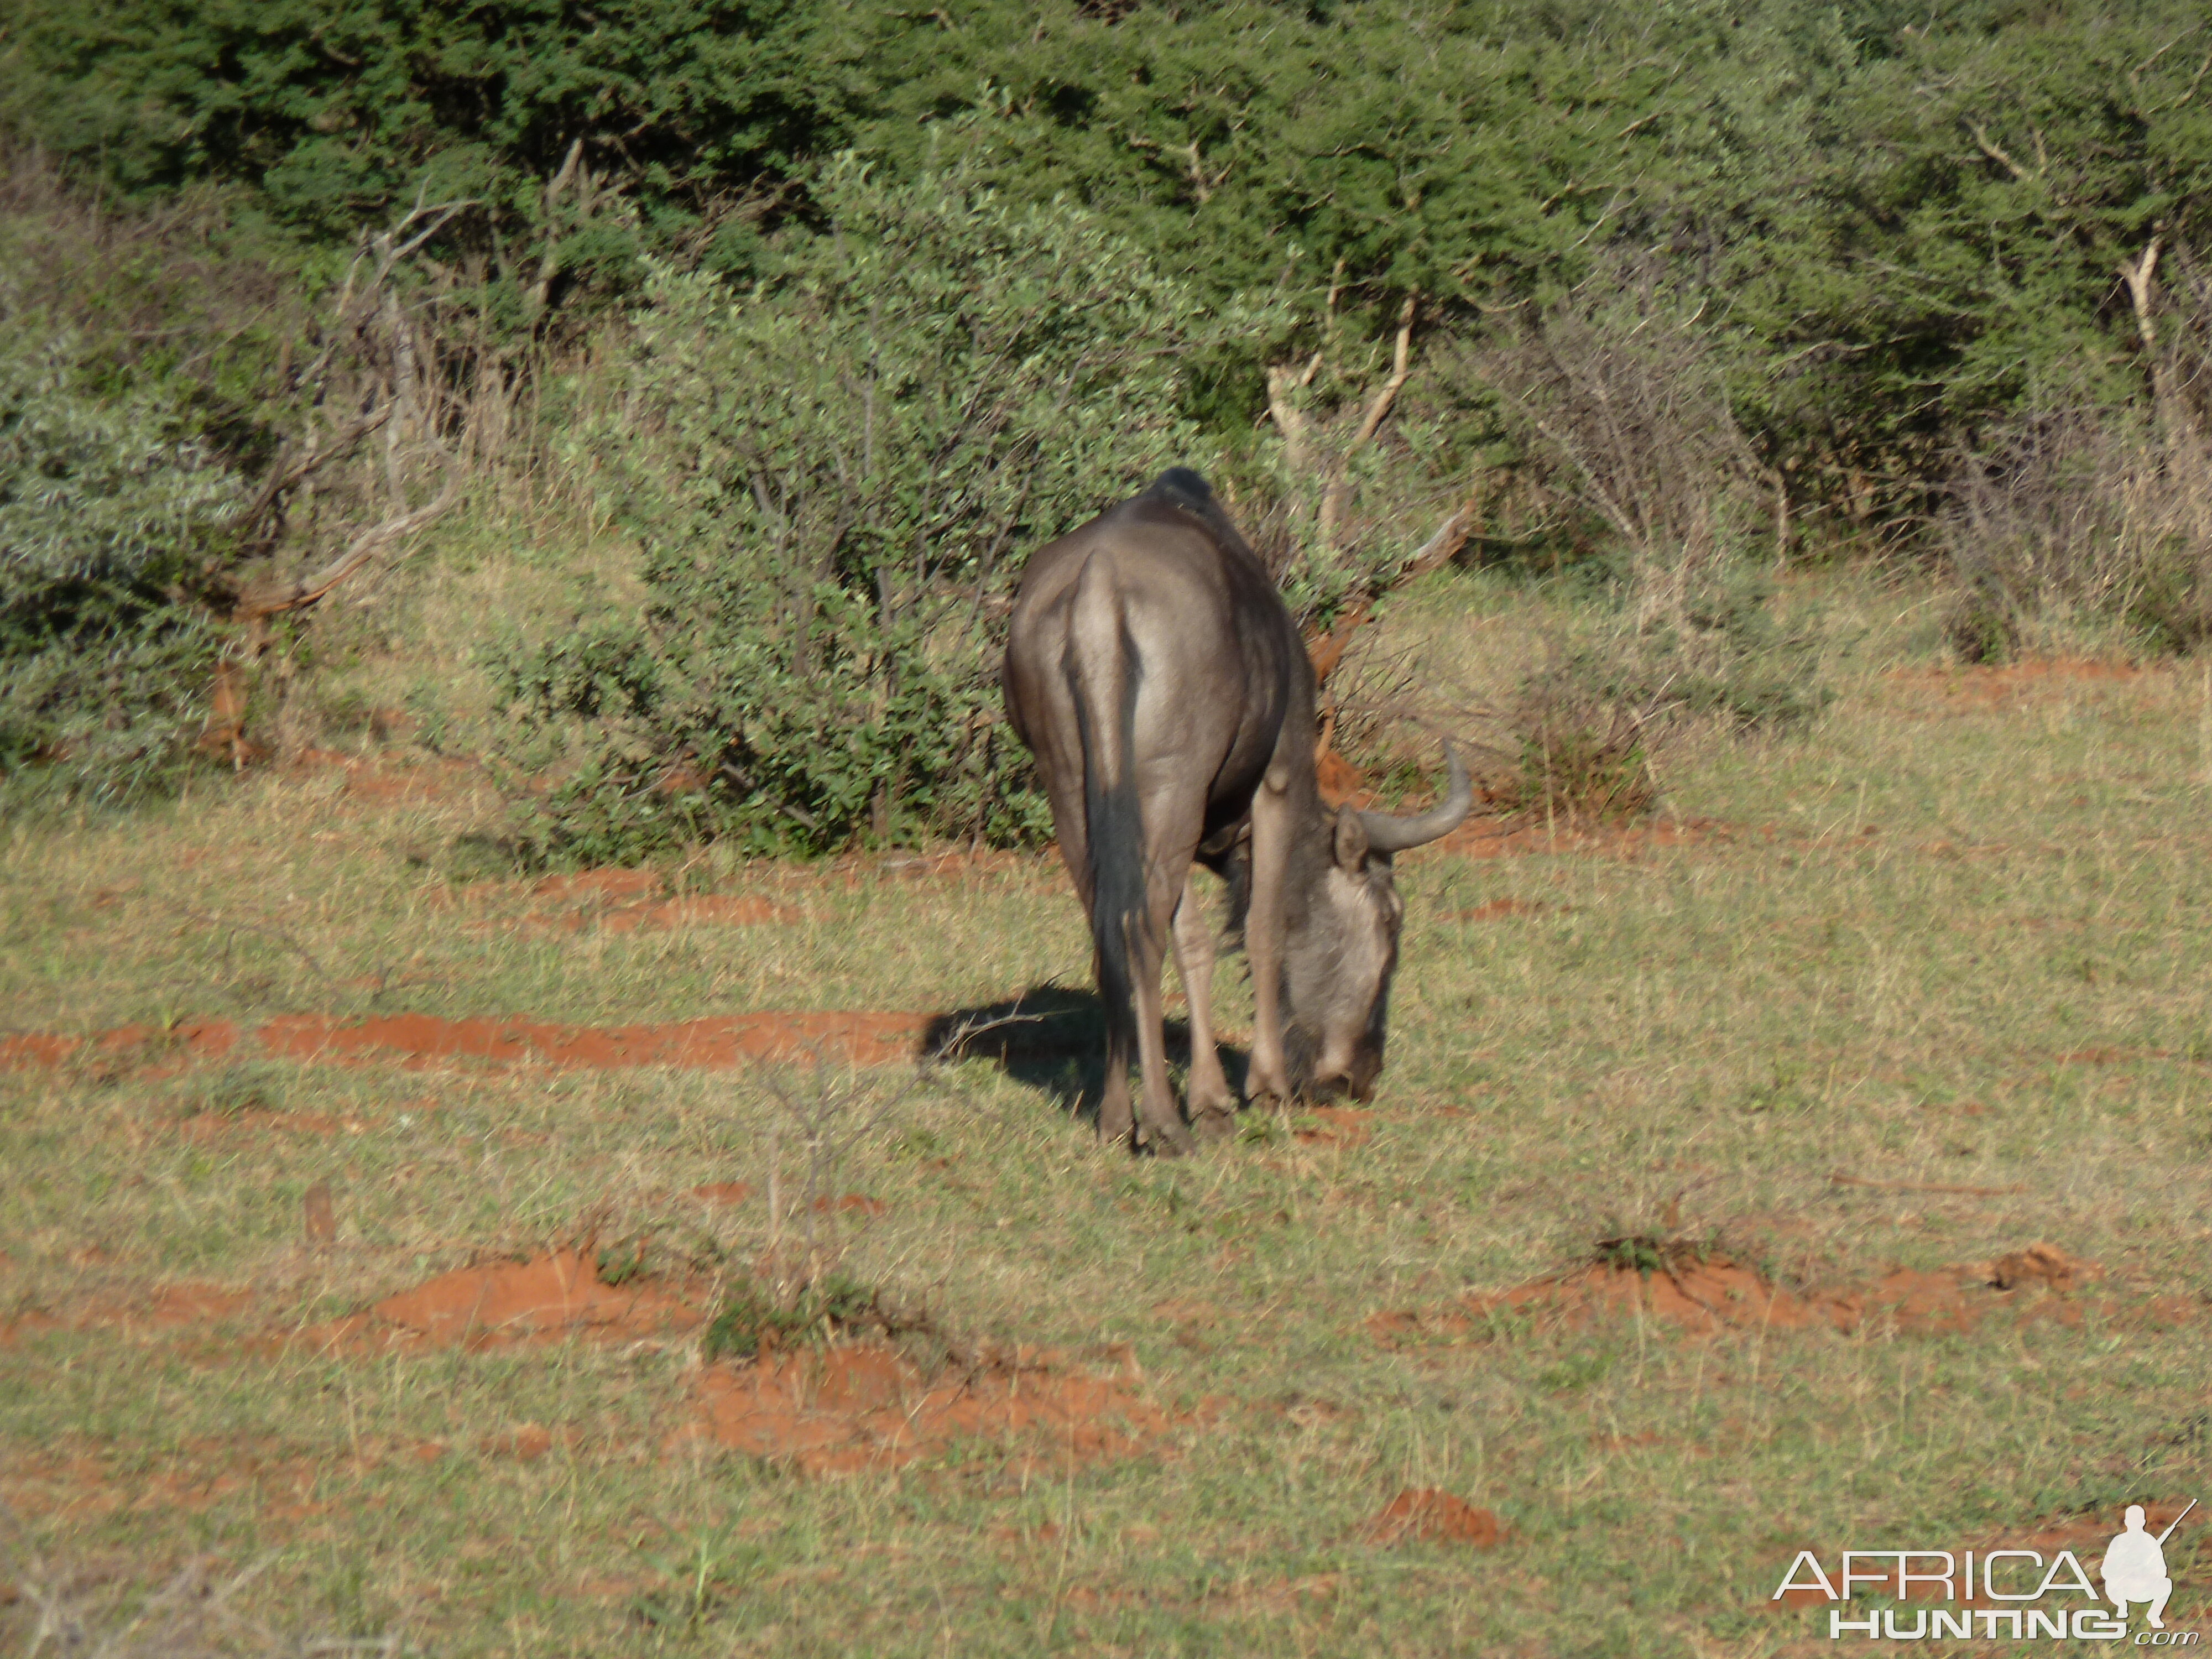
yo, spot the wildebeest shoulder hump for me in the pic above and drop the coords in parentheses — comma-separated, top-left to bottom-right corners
(1136, 467, 1250, 555)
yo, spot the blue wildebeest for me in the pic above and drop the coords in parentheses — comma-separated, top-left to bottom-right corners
(1002, 468, 1472, 1154)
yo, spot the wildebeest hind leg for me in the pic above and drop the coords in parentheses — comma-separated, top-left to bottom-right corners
(1093, 941, 1138, 1150)
(1130, 901, 1196, 1157)
(1171, 873, 1235, 1140)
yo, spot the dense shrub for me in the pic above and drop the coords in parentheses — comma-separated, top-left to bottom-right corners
(1942, 403, 2212, 662)
(485, 160, 1268, 859)
(15, 1, 2211, 534)
(1490, 564, 1830, 825)
(0, 325, 241, 802)
(1474, 274, 1828, 820)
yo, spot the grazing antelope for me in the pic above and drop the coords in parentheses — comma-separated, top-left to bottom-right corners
(1003, 469, 1471, 1154)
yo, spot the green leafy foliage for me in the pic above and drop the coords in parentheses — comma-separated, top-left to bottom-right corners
(0, 323, 240, 803)
(700, 1271, 884, 1363)
(487, 160, 1261, 858)
(0, 0, 854, 316)
(9, 0, 2210, 851)
(15, 1, 2210, 514)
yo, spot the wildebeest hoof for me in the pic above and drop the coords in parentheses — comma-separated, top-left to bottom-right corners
(1191, 1107, 1237, 1144)
(1138, 1120, 1196, 1158)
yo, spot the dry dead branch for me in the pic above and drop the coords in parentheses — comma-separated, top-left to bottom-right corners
(1319, 292, 1419, 540)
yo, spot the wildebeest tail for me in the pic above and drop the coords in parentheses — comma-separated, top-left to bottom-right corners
(1067, 568, 1145, 1041)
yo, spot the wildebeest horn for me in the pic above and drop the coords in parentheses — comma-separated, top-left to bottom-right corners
(1357, 742, 1474, 854)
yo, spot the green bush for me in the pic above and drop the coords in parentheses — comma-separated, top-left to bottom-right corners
(486, 159, 1269, 859)
(14, 0, 2212, 540)
(0, 324, 241, 804)
(700, 1271, 884, 1364)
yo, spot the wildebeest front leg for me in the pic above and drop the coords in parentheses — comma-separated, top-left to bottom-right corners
(1244, 771, 1296, 1103)
(1171, 872, 1235, 1140)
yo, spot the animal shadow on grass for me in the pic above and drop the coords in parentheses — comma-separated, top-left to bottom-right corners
(924, 983, 1250, 1131)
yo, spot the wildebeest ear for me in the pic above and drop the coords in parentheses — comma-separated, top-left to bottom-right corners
(1333, 803, 1370, 872)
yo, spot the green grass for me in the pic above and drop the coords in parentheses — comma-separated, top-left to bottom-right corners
(3, 566, 2209, 1656)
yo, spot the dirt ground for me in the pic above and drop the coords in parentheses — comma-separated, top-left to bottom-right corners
(3, 586, 2209, 1656)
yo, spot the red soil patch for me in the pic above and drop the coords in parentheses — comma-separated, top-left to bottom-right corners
(489, 871, 804, 932)
(0, 1019, 241, 1076)
(1363, 1488, 1504, 1548)
(534, 869, 664, 902)
(1293, 1107, 1374, 1149)
(602, 895, 798, 930)
(811, 1193, 888, 1217)
(257, 1011, 930, 1070)
(0, 1310, 65, 1344)
(1984, 1243, 2100, 1291)
(1, 1435, 446, 1524)
(484, 1423, 561, 1461)
(174, 1108, 361, 1142)
(1888, 658, 2144, 709)
(684, 1342, 1184, 1475)
(1451, 898, 1566, 921)
(1439, 815, 1733, 861)
(142, 1283, 255, 1326)
(1370, 1244, 2188, 1344)
(295, 1249, 702, 1355)
(2, 1009, 933, 1078)
(689, 1181, 756, 1207)
(1, 1281, 254, 1346)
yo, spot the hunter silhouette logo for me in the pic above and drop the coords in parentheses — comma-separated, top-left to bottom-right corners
(2105, 1503, 2193, 1631)
(1773, 1498, 2198, 1643)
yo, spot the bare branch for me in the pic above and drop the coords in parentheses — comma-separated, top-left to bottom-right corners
(2171, 50, 2212, 110)
(234, 456, 462, 620)
(2119, 236, 2163, 356)
(1350, 291, 1419, 448)
(232, 403, 394, 548)
(531, 139, 586, 314)
(1264, 363, 1317, 473)
(1321, 292, 1420, 540)
(1966, 121, 2035, 181)
(1402, 491, 1483, 581)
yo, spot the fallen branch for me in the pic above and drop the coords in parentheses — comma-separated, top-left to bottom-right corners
(233, 457, 462, 620)
(1303, 492, 1483, 687)
(1402, 493, 1484, 581)
(232, 404, 395, 550)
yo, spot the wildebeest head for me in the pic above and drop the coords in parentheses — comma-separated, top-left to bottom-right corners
(1281, 747, 1473, 1101)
